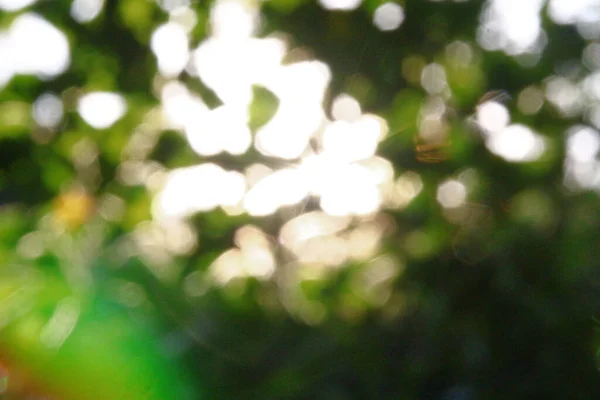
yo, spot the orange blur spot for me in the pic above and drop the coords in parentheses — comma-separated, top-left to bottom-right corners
(52, 189, 96, 230)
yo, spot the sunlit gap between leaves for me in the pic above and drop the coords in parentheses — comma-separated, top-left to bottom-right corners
(138, 0, 426, 294)
(150, 0, 407, 224)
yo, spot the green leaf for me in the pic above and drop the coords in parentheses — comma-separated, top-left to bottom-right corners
(248, 85, 279, 132)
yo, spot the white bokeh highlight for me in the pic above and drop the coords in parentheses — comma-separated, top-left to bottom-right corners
(0, 0, 36, 11)
(211, 0, 258, 40)
(160, 80, 209, 129)
(476, 101, 510, 135)
(318, 0, 362, 11)
(567, 126, 600, 163)
(0, 13, 70, 84)
(78, 92, 127, 129)
(421, 63, 447, 94)
(546, 76, 583, 117)
(486, 124, 546, 162)
(32, 93, 64, 128)
(331, 93, 362, 122)
(184, 104, 252, 156)
(151, 22, 189, 77)
(437, 180, 467, 209)
(70, 0, 105, 23)
(152, 0, 409, 223)
(154, 164, 246, 220)
(373, 2, 405, 31)
(477, 0, 545, 55)
(548, 0, 600, 25)
(564, 126, 600, 191)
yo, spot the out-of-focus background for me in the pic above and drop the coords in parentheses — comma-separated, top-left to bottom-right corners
(1, 0, 600, 398)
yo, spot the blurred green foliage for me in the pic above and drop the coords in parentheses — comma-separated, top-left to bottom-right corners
(0, 0, 600, 399)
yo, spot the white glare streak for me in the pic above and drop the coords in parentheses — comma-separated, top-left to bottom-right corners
(78, 92, 127, 129)
(39, 298, 80, 349)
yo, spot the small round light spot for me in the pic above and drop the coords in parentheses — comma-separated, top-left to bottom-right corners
(78, 92, 127, 129)
(476, 101, 510, 135)
(318, 0, 362, 11)
(437, 180, 467, 209)
(486, 124, 545, 162)
(373, 2, 405, 31)
(331, 93, 361, 122)
(32, 92, 63, 128)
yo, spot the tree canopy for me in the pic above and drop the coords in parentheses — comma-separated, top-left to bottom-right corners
(1, 0, 600, 398)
